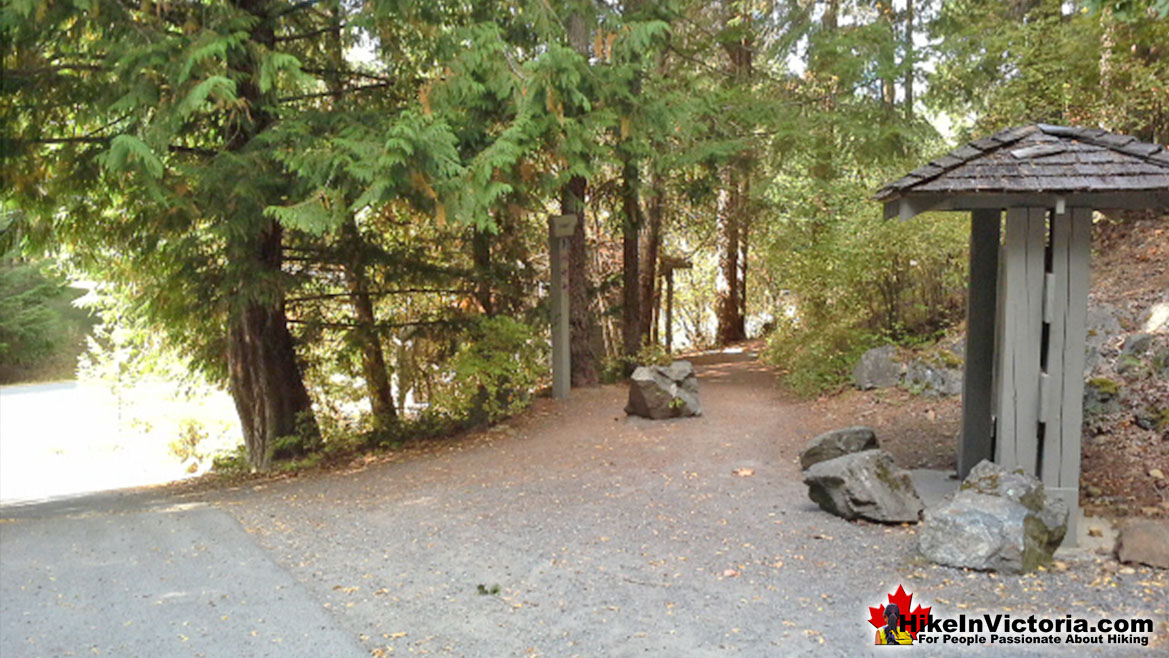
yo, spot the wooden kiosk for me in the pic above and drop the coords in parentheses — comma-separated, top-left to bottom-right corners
(875, 124, 1169, 540)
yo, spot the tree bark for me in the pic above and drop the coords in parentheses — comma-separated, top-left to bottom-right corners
(716, 19, 751, 346)
(621, 155, 642, 358)
(561, 177, 600, 385)
(562, 8, 600, 386)
(639, 175, 662, 347)
(224, 0, 319, 468)
(904, 0, 914, 120)
(715, 172, 743, 345)
(227, 221, 319, 469)
(341, 219, 396, 427)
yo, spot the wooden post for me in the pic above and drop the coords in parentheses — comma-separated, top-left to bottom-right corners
(994, 208, 1047, 475)
(660, 256, 692, 352)
(1041, 207, 1091, 543)
(549, 214, 577, 399)
(958, 209, 1001, 478)
(665, 269, 675, 352)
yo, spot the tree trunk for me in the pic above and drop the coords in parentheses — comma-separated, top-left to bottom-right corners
(227, 221, 319, 470)
(561, 177, 599, 385)
(472, 226, 494, 315)
(737, 191, 749, 338)
(224, 0, 318, 469)
(341, 219, 396, 427)
(639, 175, 662, 347)
(716, 23, 751, 346)
(621, 155, 642, 358)
(715, 173, 743, 346)
(560, 8, 600, 386)
(904, 0, 914, 120)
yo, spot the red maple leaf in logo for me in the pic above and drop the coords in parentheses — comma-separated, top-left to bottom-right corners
(867, 584, 932, 640)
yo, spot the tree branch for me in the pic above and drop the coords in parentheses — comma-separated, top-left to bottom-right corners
(286, 288, 471, 303)
(286, 318, 463, 331)
(274, 24, 342, 42)
(277, 82, 393, 103)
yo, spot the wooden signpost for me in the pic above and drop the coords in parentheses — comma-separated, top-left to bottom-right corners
(549, 214, 577, 399)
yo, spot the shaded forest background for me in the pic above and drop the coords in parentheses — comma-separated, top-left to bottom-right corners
(2, 0, 1167, 469)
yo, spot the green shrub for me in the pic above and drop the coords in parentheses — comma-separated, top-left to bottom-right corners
(763, 317, 879, 397)
(432, 316, 546, 424)
(600, 341, 674, 383)
(0, 262, 91, 382)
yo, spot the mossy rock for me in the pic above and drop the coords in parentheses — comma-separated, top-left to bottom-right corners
(1087, 377, 1121, 396)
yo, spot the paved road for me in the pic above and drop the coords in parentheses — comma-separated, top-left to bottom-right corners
(0, 380, 238, 504)
(0, 492, 365, 658)
(2, 352, 1165, 656)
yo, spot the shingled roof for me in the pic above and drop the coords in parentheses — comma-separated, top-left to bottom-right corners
(876, 124, 1169, 218)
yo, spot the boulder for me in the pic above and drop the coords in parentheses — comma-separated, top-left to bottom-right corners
(917, 493, 1051, 573)
(799, 426, 878, 470)
(625, 361, 701, 420)
(1121, 333, 1153, 357)
(959, 460, 1068, 553)
(1083, 378, 1122, 417)
(918, 460, 1069, 573)
(853, 346, 902, 390)
(1116, 520, 1169, 569)
(905, 360, 963, 397)
(802, 450, 923, 523)
(1084, 303, 1122, 375)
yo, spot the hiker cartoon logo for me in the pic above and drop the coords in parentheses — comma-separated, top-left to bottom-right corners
(868, 585, 932, 646)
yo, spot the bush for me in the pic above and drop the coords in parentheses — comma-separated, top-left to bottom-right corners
(0, 262, 91, 382)
(764, 318, 879, 397)
(432, 316, 547, 424)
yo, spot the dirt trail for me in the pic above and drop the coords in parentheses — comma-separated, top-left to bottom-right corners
(193, 349, 1165, 657)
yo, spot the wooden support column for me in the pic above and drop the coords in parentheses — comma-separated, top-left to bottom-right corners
(660, 256, 692, 353)
(958, 209, 1001, 478)
(665, 270, 675, 352)
(549, 214, 577, 399)
(1041, 207, 1091, 543)
(994, 208, 1047, 474)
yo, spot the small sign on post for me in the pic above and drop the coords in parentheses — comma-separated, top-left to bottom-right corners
(549, 214, 577, 399)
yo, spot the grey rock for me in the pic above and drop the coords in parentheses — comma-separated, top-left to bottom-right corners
(802, 450, 923, 523)
(799, 426, 878, 470)
(1117, 521, 1169, 569)
(918, 493, 1051, 573)
(905, 360, 963, 397)
(1114, 353, 1144, 375)
(1122, 333, 1153, 356)
(1084, 303, 1122, 375)
(625, 361, 701, 420)
(1134, 409, 1159, 431)
(1083, 379, 1122, 417)
(959, 460, 1068, 553)
(853, 346, 902, 390)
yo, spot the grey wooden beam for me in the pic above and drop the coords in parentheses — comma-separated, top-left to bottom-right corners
(884, 192, 1169, 218)
(995, 208, 1046, 474)
(958, 209, 1001, 478)
(549, 214, 577, 399)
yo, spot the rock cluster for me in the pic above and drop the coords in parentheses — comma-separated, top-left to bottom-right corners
(799, 427, 923, 523)
(852, 346, 963, 397)
(917, 461, 1068, 573)
(624, 361, 702, 420)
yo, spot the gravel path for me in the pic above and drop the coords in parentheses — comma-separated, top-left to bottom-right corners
(3, 350, 1165, 656)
